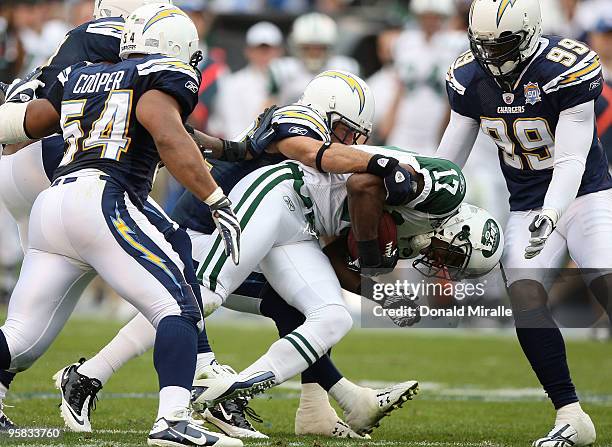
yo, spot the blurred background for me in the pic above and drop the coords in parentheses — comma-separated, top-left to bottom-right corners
(0, 0, 611, 333)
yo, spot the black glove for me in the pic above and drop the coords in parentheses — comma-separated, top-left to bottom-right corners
(246, 105, 279, 157)
(380, 292, 421, 327)
(210, 195, 241, 265)
(355, 239, 399, 277)
(383, 165, 415, 206)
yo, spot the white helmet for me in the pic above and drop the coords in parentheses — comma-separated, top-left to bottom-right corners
(411, 0, 455, 17)
(413, 204, 504, 281)
(290, 13, 338, 72)
(93, 0, 172, 19)
(298, 70, 375, 144)
(469, 0, 543, 78)
(119, 3, 199, 65)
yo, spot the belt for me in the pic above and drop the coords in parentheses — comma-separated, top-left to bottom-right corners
(51, 174, 111, 187)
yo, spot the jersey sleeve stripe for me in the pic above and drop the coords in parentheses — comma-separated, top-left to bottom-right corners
(543, 51, 602, 93)
(86, 21, 124, 38)
(137, 60, 200, 83)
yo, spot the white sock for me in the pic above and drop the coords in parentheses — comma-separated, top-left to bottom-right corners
(329, 378, 364, 413)
(240, 338, 309, 384)
(556, 402, 584, 425)
(195, 352, 217, 376)
(299, 383, 330, 412)
(78, 313, 155, 384)
(0, 383, 7, 402)
(157, 386, 191, 420)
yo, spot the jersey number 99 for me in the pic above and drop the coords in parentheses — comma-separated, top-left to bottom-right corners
(481, 117, 555, 171)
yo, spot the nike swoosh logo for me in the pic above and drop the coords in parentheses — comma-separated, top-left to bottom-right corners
(65, 403, 86, 426)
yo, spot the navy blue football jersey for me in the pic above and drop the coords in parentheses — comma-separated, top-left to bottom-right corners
(171, 104, 331, 233)
(46, 55, 200, 206)
(446, 36, 611, 211)
(38, 18, 123, 99)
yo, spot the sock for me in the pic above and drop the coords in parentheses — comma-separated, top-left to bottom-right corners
(78, 313, 155, 384)
(0, 383, 7, 401)
(157, 386, 191, 419)
(515, 308, 577, 409)
(301, 352, 343, 391)
(0, 370, 15, 390)
(329, 378, 364, 412)
(154, 315, 197, 390)
(195, 352, 217, 377)
(197, 326, 212, 355)
(240, 337, 310, 384)
(556, 402, 585, 425)
(298, 383, 331, 412)
(0, 330, 11, 370)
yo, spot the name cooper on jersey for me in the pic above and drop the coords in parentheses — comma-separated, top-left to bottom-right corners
(72, 70, 125, 94)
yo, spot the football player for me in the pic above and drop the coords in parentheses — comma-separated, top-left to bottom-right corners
(267, 12, 360, 105)
(437, 0, 611, 445)
(0, 4, 249, 446)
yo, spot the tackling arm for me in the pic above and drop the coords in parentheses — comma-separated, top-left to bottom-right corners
(436, 110, 480, 169)
(0, 100, 59, 144)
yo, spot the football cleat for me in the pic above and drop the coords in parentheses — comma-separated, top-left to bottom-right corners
(0, 403, 16, 431)
(344, 380, 418, 435)
(295, 402, 368, 439)
(200, 398, 268, 439)
(533, 417, 596, 447)
(53, 358, 102, 433)
(191, 371, 275, 408)
(148, 410, 243, 447)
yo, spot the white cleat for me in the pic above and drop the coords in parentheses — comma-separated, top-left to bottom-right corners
(533, 415, 596, 447)
(343, 380, 419, 435)
(191, 371, 275, 409)
(295, 404, 369, 439)
(148, 409, 243, 447)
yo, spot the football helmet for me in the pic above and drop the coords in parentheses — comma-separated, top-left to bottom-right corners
(298, 70, 375, 144)
(93, 0, 172, 19)
(468, 0, 543, 79)
(412, 204, 504, 281)
(290, 13, 338, 72)
(119, 4, 199, 65)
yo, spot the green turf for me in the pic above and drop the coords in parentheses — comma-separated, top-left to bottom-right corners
(1, 317, 611, 446)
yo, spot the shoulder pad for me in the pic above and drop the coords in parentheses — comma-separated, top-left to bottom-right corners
(136, 56, 200, 83)
(542, 49, 602, 94)
(446, 50, 479, 96)
(273, 104, 331, 141)
(86, 18, 124, 39)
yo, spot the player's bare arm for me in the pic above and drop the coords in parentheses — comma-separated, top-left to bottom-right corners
(137, 90, 218, 202)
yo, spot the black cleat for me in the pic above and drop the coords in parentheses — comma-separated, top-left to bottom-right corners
(53, 358, 102, 432)
(0, 404, 15, 431)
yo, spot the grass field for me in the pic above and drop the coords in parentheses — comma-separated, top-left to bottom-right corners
(0, 316, 611, 446)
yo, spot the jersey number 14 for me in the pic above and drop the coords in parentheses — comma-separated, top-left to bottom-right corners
(58, 90, 133, 167)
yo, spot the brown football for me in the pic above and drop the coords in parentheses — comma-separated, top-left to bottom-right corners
(347, 212, 398, 261)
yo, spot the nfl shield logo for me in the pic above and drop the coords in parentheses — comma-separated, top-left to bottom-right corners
(503, 93, 514, 104)
(524, 82, 542, 105)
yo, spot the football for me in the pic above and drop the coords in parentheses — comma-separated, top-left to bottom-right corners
(347, 211, 398, 261)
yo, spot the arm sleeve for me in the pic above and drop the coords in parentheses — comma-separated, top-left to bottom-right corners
(542, 100, 595, 219)
(435, 110, 480, 168)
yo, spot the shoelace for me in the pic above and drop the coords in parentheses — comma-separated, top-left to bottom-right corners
(66, 366, 101, 417)
(224, 398, 263, 427)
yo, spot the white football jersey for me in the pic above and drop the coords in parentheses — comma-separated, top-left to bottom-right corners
(268, 55, 360, 106)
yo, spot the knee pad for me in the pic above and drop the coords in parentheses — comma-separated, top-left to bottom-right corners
(304, 304, 353, 352)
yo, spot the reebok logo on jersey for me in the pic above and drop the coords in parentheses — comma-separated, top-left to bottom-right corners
(590, 77, 602, 91)
(283, 196, 296, 211)
(395, 171, 405, 183)
(185, 81, 198, 93)
(288, 126, 308, 136)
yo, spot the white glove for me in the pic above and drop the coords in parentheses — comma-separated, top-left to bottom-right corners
(525, 208, 558, 259)
(4, 78, 45, 103)
(209, 195, 241, 265)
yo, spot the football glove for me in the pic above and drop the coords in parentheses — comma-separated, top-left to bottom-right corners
(379, 292, 421, 327)
(3, 77, 45, 103)
(383, 165, 415, 206)
(350, 240, 399, 277)
(210, 195, 241, 265)
(246, 105, 279, 157)
(525, 209, 558, 259)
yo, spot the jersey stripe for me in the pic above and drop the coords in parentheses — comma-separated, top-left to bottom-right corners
(543, 51, 602, 93)
(137, 58, 200, 82)
(86, 21, 124, 38)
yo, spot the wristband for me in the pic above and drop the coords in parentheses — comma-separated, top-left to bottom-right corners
(315, 141, 332, 173)
(366, 154, 399, 178)
(358, 239, 382, 268)
(0, 102, 29, 144)
(221, 139, 248, 162)
(204, 186, 224, 206)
